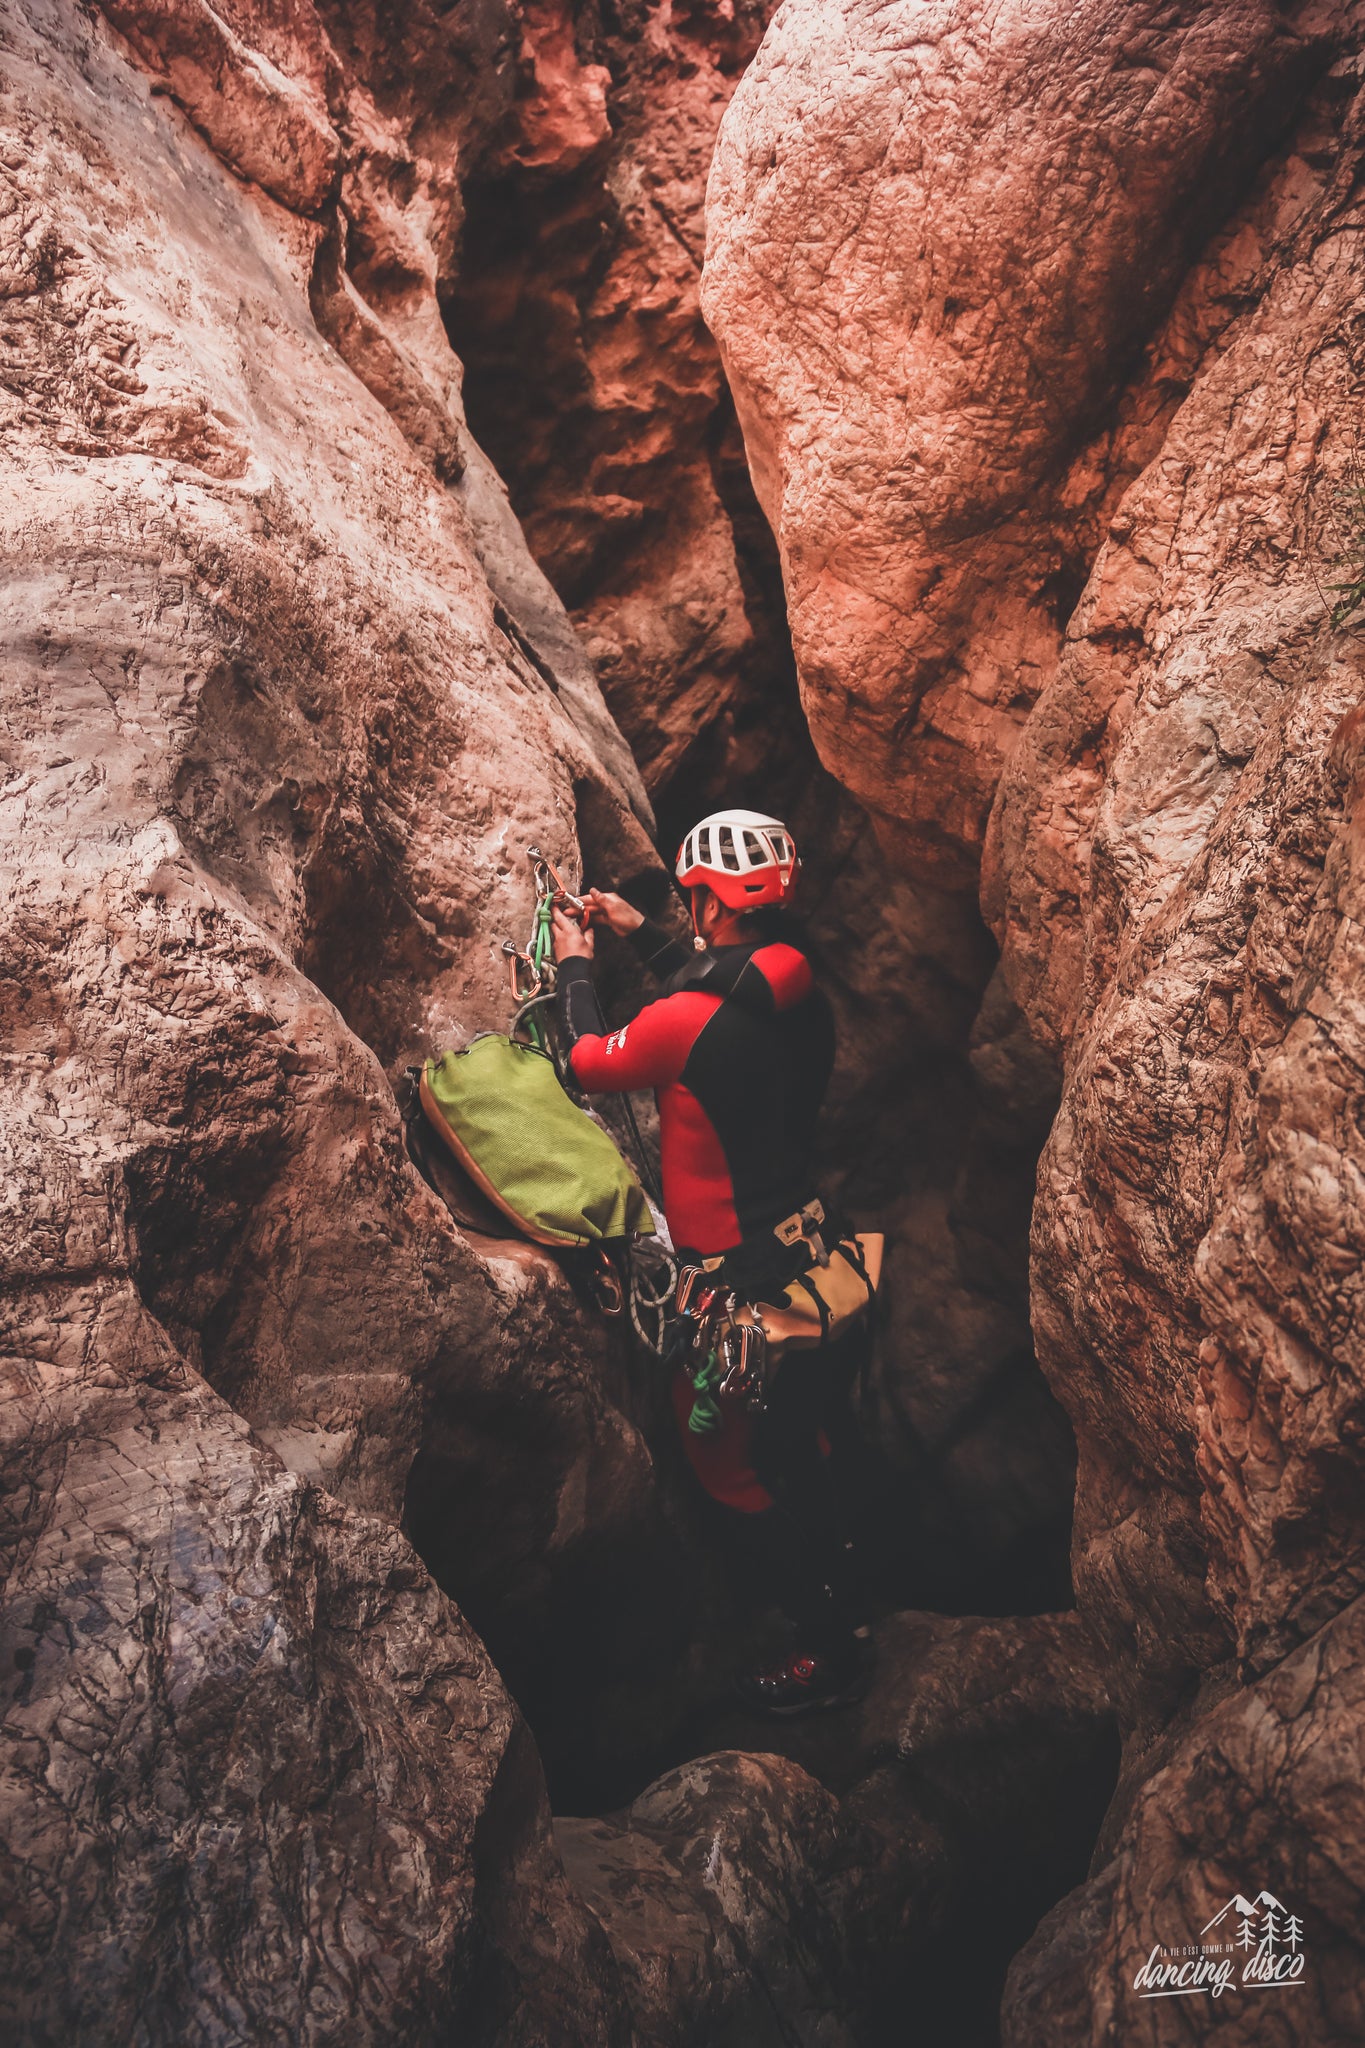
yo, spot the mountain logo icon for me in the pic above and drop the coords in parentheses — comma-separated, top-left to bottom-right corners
(1134, 1884, 1308, 2001)
(1201, 1894, 1257, 1934)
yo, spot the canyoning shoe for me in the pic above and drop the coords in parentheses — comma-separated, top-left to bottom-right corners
(733, 1645, 870, 1718)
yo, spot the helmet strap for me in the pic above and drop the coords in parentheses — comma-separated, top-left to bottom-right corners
(690, 884, 752, 951)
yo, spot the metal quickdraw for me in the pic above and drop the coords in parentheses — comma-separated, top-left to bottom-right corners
(675, 1265, 769, 1428)
(504, 846, 580, 1050)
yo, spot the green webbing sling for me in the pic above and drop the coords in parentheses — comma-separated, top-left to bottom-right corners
(687, 1347, 724, 1434)
(523, 893, 556, 1051)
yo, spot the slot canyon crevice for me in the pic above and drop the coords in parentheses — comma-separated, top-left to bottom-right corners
(3, 2, 1364, 2046)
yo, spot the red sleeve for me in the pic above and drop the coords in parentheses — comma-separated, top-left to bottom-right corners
(748, 943, 813, 1009)
(569, 991, 719, 1094)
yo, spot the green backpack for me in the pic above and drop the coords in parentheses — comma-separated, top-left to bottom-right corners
(418, 1035, 654, 1248)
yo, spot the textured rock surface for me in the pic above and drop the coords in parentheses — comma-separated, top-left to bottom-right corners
(1005, 1592, 1365, 2046)
(558, 1751, 852, 2048)
(0, 0, 662, 2033)
(19, 0, 1365, 2036)
(448, 0, 792, 825)
(0, 1350, 626, 2044)
(630, 1610, 1116, 2046)
(704, 0, 1365, 2038)
(703, 0, 1337, 878)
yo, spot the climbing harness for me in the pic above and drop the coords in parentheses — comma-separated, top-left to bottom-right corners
(668, 1202, 884, 1432)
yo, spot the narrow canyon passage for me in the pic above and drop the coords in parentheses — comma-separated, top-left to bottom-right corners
(446, 88, 1082, 1631)
(4, 3, 1365, 2047)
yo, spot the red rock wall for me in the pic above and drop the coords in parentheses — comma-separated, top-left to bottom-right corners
(705, 1, 1365, 2039)
(0, 1, 666, 2035)
(446, 0, 791, 823)
(15, 0, 1365, 2038)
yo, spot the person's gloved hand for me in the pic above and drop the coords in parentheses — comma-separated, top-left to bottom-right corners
(552, 904, 594, 961)
(582, 888, 644, 935)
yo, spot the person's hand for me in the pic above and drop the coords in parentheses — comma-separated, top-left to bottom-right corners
(552, 903, 594, 961)
(582, 888, 644, 936)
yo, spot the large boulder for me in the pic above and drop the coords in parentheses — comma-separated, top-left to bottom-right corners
(702, 0, 1335, 878)
(566, 1609, 1116, 2046)
(557, 1752, 852, 2048)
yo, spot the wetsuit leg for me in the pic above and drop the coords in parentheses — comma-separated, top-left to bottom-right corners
(718, 1497, 857, 1662)
(742, 1334, 869, 1662)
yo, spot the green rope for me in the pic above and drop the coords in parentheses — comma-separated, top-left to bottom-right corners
(687, 1346, 723, 1434)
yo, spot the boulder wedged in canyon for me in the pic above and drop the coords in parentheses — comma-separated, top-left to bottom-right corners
(704, 0, 1365, 2035)
(564, 1610, 1116, 2046)
(557, 1751, 852, 2048)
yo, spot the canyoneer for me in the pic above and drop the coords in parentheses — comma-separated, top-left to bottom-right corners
(553, 809, 882, 1715)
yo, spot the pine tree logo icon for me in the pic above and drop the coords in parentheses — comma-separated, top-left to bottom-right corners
(1133, 1886, 1308, 2000)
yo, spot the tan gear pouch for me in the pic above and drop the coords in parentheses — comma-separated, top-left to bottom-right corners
(740, 1233, 884, 1362)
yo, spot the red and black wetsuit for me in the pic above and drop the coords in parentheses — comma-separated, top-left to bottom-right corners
(557, 916, 835, 1263)
(558, 915, 866, 1664)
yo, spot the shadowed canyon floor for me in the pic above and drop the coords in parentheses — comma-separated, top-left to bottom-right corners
(3, 2, 1365, 2045)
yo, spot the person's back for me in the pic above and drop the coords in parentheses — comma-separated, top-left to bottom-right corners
(552, 808, 878, 1718)
(561, 919, 833, 1258)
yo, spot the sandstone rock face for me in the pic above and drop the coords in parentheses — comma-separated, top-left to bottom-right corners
(704, 0, 1365, 2037)
(0, 1354, 626, 2044)
(448, 0, 791, 826)
(0, 0, 668, 2033)
(703, 0, 1337, 879)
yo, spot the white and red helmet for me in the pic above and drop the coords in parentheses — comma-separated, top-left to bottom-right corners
(675, 809, 798, 910)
